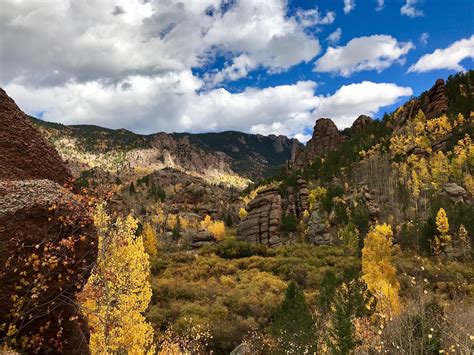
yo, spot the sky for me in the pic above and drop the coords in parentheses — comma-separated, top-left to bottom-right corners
(1, 0, 473, 142)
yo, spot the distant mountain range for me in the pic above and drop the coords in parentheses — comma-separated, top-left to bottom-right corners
(29, 117, 302, 186)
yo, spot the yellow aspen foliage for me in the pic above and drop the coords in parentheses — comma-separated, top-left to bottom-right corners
(362, 224, 400, 317)
(239, 207, 248, 219)
(426, 115, 452, 141)
(207, 220, 226, 241)
(433, 208, 452, 256)
(81, 204, 155, 354)
(456, 112, 465, 126)
(308, 187, 327, 211)
(201, 215, 226, 240)
(430, 151, 450, 190)
(142, 222, 158, 257)
(451, 134, 473, 178)
(201, 215, 212, 229)
(436, 208, 449, 235)
(389, 134, 408, 157)
(463, 173, 474, 195)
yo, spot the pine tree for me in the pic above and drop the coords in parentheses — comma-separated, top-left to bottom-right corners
(327, 278, 376, 355)
(362, 224, 400, 317)
(80, 203, 155, 354)
(270, 281, 317, 354)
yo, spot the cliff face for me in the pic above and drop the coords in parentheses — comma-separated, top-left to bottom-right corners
(394, 79, 449, 126)
(0, 89, 97, 354)
(292, 118, 348, 169)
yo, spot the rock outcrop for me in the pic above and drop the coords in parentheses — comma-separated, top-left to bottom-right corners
(307, 204, 332, 245)
(191, 228, 216, 248)
(351, 115, 373, 133)
(0, 89, 97, 354)
(0, 89, 71, 184)
(238, 186, 283, 247)
(443, 182, 468, 203)
(292, 118, 347, 169)
(394, 79, 448, 126)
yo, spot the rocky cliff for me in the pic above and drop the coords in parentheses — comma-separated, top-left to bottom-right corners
(394, 78, 449, 126)
(292, 118, 348, 169)
(0, 89, 97, 353)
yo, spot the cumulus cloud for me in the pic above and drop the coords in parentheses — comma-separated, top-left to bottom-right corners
(408, 35, 474, 73)
(401, 0, 423, 18)
(0, 0, 414, 141)
(343, 0, 355, 14)
(314, 35, 415, 76)
(5, 77, 412, 140)
(317, 81, 413, 128)
(0, 0, 320, 87)
(327, 28, 342, 46)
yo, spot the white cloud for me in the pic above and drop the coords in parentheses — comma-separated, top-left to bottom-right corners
(314, 35, 415, 77)
(343, 0, 355, 14)
(295, 8, 336, 27)
(408, 35, 474, 73)
(0, 0, 320, 87)
(419, 32, 429, 45)
(401, 0, 423, 18)
(317, 81, 413, 128)
(327, 28, 342, 46)
(5, 77, 412, 139)
(376, 0, 385, 11)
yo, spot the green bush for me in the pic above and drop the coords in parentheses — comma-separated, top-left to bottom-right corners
(214, 238, 272, 259)
(280, 214, 298, 233)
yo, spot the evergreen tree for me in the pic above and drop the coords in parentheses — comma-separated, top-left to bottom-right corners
(270, 281, 317, 354)
(327, 278, 376, 355)
(172, 215, 181, 239)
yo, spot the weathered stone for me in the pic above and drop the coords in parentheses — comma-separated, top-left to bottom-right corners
(238, 187, 283, 247)
(292, 118, 348, 169)
(351, 115, 373, 133)
(0, 89, 97, 354)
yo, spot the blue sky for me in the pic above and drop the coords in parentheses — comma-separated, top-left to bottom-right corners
(209, 0, 473, 108)
(1, 0, 473, 141)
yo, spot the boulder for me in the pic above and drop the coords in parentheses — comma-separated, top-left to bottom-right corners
(0, 89, 97, 354)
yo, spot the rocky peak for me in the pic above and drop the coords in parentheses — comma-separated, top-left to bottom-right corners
(394, 78, 448, 126)
(292, 118, 347, 169)
(351, 115, 373, 133)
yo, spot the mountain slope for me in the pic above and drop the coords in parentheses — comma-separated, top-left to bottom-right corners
(29, 117, 301, 186)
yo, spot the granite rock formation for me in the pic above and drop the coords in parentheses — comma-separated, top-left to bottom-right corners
(237, 186, 283, 247)
(394, 79, 449, 126)
(351, 115, 374, 133)
(292, 118, 347, 169)
(0, 89, 97, 354)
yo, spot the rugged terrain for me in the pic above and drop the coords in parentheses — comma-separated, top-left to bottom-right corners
(0, 89, 98, 353)
(30, 117, 301, 187)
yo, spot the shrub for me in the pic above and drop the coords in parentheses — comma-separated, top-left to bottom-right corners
(280, 214, 298, 234)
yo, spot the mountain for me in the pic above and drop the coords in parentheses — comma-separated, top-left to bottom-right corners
(29, 117, 302, 187)
(239, 71, 474, 248)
